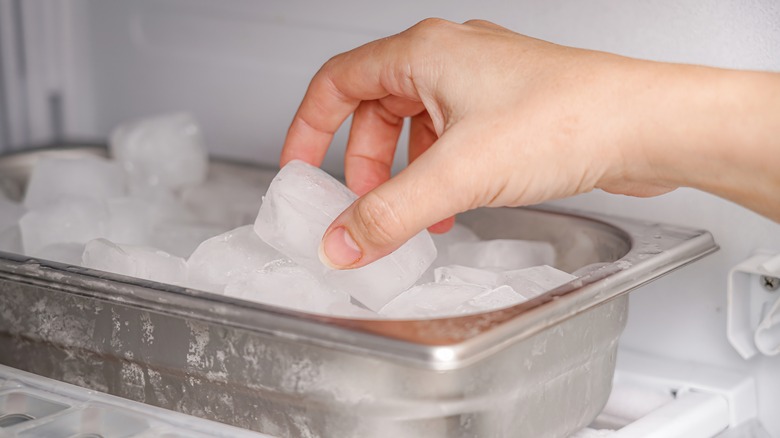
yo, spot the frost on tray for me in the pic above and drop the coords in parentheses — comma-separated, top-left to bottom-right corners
(253, 159, 437, 311)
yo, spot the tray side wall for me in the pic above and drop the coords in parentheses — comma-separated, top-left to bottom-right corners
(0, 276, 626, 438)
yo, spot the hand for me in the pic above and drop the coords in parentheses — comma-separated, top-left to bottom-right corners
(281, 18, 780, 269)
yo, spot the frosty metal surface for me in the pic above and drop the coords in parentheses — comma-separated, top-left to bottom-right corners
(0, 145, 718, 437)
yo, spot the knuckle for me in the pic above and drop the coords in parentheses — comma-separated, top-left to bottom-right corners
(352, 192, 402, 249)
(462, 19, 489, 26)
(408, 17, 454, 38)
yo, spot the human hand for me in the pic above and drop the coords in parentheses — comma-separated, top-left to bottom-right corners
(281, 18, 780, 269)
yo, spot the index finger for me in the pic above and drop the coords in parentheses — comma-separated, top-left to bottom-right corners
(279, 37, 412, 168)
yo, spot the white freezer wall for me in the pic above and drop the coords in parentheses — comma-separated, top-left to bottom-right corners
(6, 0, 780, 434)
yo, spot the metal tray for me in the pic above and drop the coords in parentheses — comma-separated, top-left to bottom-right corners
(0, 145, 718, 438)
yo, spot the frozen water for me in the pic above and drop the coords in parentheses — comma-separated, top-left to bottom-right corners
(82, 238, 187, 285)
(254, 160, 437, 311)
(327, 300, 381, 319)
(151, 222, 228, 258)
(455, 285, 527, 314)
(224, 259, 350, 314)
(106, 197, 156, 245)
(324, 236, 439, 311)
(109, 112, 208, 190)
(0, 175, 18, 201)
(430, 222, 481, 268)
(0, 226, 22, 254)
(0, 199, 25, 233)
(431, 222, 480, 250)
(32, 243, 85, 265)
(447, 239, 555, 271)
(254, 160, 358, 270)
(434, 264, 502, 287)
(501, 265, 577, 299)
(23, 157, 125, 210)
(379, 282, 490, 319)
(570, 428, 614, 438)
(186, 225, 282, 291)
(19, 198, 109, 255)
(181, 175, 264, 228)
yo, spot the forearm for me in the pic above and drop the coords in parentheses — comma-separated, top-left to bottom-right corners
(621, 62, 780, 221)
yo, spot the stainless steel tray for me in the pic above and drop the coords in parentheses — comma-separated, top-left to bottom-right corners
(0, 145, 718, 438)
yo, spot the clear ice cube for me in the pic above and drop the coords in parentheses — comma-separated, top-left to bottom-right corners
(446, 239, 555, 271)
(109, 112, 208, 190)
(327, 300, 381, 319)
(501, 265, 577, 299)
(455, 285, 528, 314)
(434, 264, 502, 287)
(32, 243, 85, 265)
(23, 157, 125, 210)
(186, 225, 282, 290)
(224, 259, 350, 314)
(19, 198, 109, 255)
(82, 238, 187, 285)
(378, 282, 490, 319)
(0, 226, 23, 254)
(430, 222, 481, 268)
(181, 175, 264, 228)
(0, 199, 26, 233)
(150, 222, 228, 259)
(431, 222, 480, 249)
(254, 160, 437, 311)
(106, 197, 156, 245)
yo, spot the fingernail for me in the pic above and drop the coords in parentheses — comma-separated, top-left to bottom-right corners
(320, 227, 362, 268)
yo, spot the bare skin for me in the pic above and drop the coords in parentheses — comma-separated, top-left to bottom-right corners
(280, 18, 780, 270)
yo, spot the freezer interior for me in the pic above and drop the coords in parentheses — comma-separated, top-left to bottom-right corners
(0, 1, 779, 437)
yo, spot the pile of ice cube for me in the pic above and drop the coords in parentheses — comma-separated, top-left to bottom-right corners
(0, 112, 577, 319)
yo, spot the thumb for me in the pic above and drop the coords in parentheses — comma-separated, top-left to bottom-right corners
(319, 135, 475, 269)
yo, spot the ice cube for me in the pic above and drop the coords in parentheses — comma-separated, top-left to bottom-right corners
(254, 160, 437, 311)
(455, 285, 527, 314)
(23, 157, 125, 210)
(0, 226, 23, 254)
(430, 222, 481, 268)
(181, 176, 264, 228)
(0, 199, 26, 232)
(431, 222, 480, 249)
(109, 112, 208, 190)
(32, 243, 85, 265)
(19, 198, 109, 255)
(446, 239, 555, 271)
(106, 197, 156, 245)
(0, 174, 22, 201)
(501, 265, 577, 299)
(378, 282, 489, 319)
(327, 300, 381, 319)
(224, 259, 350, 314)
(434, 264, 502, 287)
(186, 225, 282, 290)
(254, 160, 357, 269)
(150, 222, 228, 258)
(82, 238, 187, 285)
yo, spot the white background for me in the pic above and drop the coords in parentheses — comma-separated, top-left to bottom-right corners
(5, 0, 780, 434)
